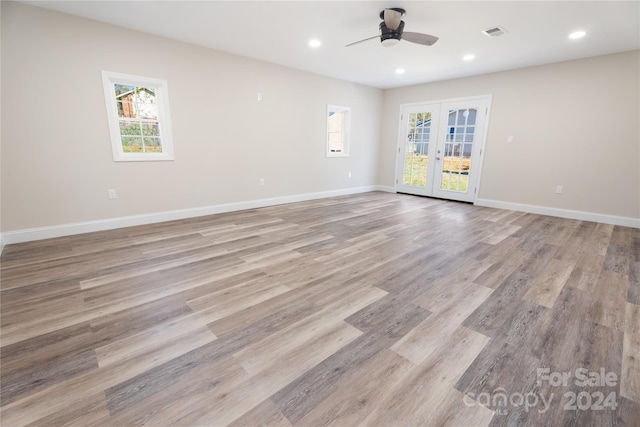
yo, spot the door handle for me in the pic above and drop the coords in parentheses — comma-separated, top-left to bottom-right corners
(436, 156, 441, 160)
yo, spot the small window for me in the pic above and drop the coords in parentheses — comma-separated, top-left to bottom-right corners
(326, 105, 350, 157)
(102, 71, 174, 161)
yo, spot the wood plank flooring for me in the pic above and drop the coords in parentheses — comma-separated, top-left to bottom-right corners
(1, 192, 639, 426)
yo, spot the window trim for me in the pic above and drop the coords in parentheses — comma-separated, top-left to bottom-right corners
(102, 71, 174, 162)
(326, 104, 350, 158)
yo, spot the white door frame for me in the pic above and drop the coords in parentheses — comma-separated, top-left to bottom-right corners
(394, 94, 493, 203)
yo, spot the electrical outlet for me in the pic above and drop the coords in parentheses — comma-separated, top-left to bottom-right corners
(555, 185, 563, 194)
(348, 172, 352, 178)
(259, 178, 265, 186)
(108, 189, 117, 199)
(507, 136, 513, 144)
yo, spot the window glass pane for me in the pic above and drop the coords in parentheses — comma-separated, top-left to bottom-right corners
(114, 84, 134, 96)
(328, 114, 336, 132)
(450, 173, 460, 190)
(467, 109, 477, 125)
(119, 121, 141, 136)
(122, 136, 143, 152)
(143, 137, 163, 152)
(114, 84, 135, 118)
(447, 127, 455, 142)
(447, 110, 456, 126)
(137, 104, 158, 120)
(134, 87, 158, 119)
(117, 101, 135, 118)
(135, 87, 156, 100)
(457, 111, 467, 126)
(328, 131, 343, 151)
(465, 126, 475, 142)
(328, 111, 344, 132)
(141, 121, 160, 137)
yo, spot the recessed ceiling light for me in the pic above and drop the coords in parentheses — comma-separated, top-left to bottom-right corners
(463, 54, 475, 61)
(569, 31, 586, 39)
(395, 68, 405, 74)
(308, 39, 321, 48)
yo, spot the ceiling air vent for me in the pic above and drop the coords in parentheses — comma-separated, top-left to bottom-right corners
(482, 26, 507, 38)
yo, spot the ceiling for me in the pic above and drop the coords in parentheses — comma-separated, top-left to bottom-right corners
(23, 1, 640, 89)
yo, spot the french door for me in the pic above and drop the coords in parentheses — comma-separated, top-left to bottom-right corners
(396, 96, 491, 203)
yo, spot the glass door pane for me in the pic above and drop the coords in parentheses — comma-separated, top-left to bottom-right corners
(402, 111, 432, 188)
(440, 108, 476, 192)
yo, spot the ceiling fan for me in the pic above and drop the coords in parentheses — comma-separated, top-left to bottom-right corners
(346, 8, 439, 48)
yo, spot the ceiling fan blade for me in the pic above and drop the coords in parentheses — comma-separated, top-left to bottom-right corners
(402, 32, 439, 46)
(345, 35, 380, 47)
(383, 8, 402, 31)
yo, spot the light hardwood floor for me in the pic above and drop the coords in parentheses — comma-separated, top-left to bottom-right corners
(1, 192, 638, 426)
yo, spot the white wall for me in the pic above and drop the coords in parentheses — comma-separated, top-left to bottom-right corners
(1, 2, 382, 233)
(380, 51, 640, 221)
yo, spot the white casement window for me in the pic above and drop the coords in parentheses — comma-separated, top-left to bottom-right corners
(326, 105, 350, 157)
(102, 71, 174, 161)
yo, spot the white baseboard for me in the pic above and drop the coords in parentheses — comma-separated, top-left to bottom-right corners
(5, 189, 632, 249)
(1, 186, 391, 246)
(475, 198, 640, 229)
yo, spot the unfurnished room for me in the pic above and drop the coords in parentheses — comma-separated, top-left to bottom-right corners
(1, 1, 639, 426)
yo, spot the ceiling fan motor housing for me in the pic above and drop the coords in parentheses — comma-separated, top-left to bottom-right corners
(379, 20, 404, 44)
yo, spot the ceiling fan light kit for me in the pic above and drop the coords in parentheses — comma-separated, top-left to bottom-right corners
(346, 7, 439, 48)
(381, 38, 401, 47)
